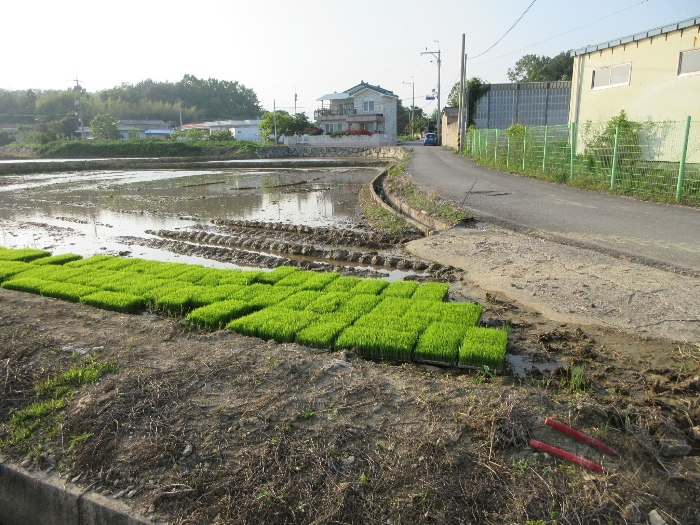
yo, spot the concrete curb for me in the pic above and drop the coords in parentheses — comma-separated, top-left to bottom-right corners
(370, 170, 454, 235)
(0, 462, 151, 525)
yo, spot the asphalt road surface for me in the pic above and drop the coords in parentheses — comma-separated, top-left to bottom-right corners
(405, 142, 700, 275)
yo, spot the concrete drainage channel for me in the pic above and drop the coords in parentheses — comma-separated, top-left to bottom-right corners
(0, 462, 149, 525)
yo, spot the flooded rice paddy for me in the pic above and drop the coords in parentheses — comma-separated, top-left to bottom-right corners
(0, 167, 442, 279)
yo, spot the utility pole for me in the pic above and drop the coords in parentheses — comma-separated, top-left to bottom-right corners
(403, 76, 415, 138)
(457, 34, 466, 153)
(71, 74, 85, 140)
(294, 89, 297, 114)
(273, 99, 278, 143)
(421, 41, 441, 144)
(178, 100, 183, 128)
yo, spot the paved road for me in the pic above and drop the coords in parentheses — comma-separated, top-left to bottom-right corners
(404, 142, 700, 275)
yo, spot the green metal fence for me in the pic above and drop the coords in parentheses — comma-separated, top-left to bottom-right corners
(463, 117, 699, 205)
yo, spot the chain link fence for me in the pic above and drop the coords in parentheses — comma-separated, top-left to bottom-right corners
(463, 117, 699, 205)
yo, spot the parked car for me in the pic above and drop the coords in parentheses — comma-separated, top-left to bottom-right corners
(423, 133, 438, 146)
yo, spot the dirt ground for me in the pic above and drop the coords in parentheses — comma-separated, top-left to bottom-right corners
(1, 173, 700, 524)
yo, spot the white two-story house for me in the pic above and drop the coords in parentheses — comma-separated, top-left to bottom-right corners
(314, 81, 398, 145)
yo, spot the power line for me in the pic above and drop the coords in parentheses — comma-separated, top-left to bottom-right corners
(472, 0, 538, 59)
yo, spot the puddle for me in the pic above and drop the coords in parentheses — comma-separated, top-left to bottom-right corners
(0, 166, 435, 279)
(506, 354, 565, 378)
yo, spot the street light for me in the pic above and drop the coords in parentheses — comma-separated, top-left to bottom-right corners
(421, 41, 441, 144)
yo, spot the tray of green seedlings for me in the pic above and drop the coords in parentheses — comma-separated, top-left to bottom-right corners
(31, 253, 83, 266)
(187, 299, 254, 330)
(1, 277, 52, 295)
(295, 272, 339, 291)
(154, 284, 209, 314)
(255, 308, 319, 343)
(337, 294, 382, 320)
(277, 291, 326, 310)
(0, 248, 51, 262)
(0, 261, 32, 282)
(244, 286, 297, 309)
(38, 282, 99, 303)
(380, 280, 419, 298)
(335, 322, 418, 362)
(413, 322, 469, 366)
(322, 276, 360, 293)
(411, 282, 450, 302)
(351, 279, 388, 295)
(295, 311, 358, 350)
(190, 283, 245, 308)
(255, 266, 300, 285)
(80, 291, 146, 314)
(226, 308, 285, 338)
(457, 326, 509, 372)
(305, 292, 351, 315)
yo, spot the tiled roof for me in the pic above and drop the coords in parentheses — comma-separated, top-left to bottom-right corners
(344, 81, 397, 97)
(571, 15, 700, 56)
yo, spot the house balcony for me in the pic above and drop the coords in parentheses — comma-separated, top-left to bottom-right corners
(314, 108, 356, 120)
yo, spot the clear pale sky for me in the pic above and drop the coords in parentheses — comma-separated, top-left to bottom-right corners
(2, 0, 698, 118)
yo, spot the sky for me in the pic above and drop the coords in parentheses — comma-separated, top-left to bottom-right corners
(1, 0, 699, 119)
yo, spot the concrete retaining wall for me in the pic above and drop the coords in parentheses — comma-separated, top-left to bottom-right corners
(0, 462, 150, 525)
(257, 146, 407, 159)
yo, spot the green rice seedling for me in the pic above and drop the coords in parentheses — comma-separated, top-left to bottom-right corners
(191, 284, 244, 307)
(277, 291, 325, 310)
(1, 277, 51, 295)
(151, 263, 193, 280)
(187, 300, 254, 329)
(322, 276, 360, 293)
(458, 327, 508, 370)
(305, 292, 351, 314)
(154, 285, 207, 314)
(111, 278, 169, 298)
(352, 279, 388, 295)
(65, 255, 113, 268)
(381, 281, 418, 298)
(171, 267, 208, 284)
(91, 257, 140, 272)
(0, 261, 31, 282)
(257, 309, 319, 343)
(13, 265, 81, 283)
(255, 266, 300, 285)
(227, 308, 281, 338)
(354, 313, 429, 334)
(297, 272, 339, 291)
(64, 270, 121, 288)
(338, 294, 382, 320)
(40, 282, 98, 303)
(229, 283, 272, 303)
(335, 325, 417, 361)
(436, 303, 483, 327)
(0, 248, 51, 263)
(80, 291, 146, 313)
(186, 268, 229, 287)
(31, 253, 83, 266)
(295, 312, 357, 349)
(245, 286, 297, 309)
(370, 297, 414, 317)
(274, 271, 313, 288)
(220, 270, 264, 285)
(118, 259, 160, 274)
(414, 322, 469, 365)
(411, 282, 450, 302)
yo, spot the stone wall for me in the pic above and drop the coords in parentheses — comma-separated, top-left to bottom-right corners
(257, 146, 407, 159)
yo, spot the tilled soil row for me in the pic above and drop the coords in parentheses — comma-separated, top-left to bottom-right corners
(123, 235, 459, 280)
(146, 229, 458, 277)
(210, 219, 422, 246)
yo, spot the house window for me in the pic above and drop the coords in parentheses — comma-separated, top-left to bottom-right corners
(678, 49, 700, 76)
(362, 123, 374, 133)
(324, 123, 341, 134)
(591, 63, 631, 89)
(363, 97, 374, 112)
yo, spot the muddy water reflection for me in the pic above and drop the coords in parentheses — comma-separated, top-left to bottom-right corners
(0, 167, 380, 268)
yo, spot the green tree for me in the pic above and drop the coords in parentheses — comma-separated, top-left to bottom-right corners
(90, 114, 121, 140)
(208, 130, 236, 141)
(0, 129, 15, 146)
(446, 78, 489, 127)
(171, 129, 207, 140)
(259, 111, 314, 142)
(507, 51, 574, 82)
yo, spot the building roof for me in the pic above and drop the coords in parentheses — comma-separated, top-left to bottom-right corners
(344, 81, 397, 98)
(119, 119, 167, 126)
(145, 129, 173, 134)
(571, 15, 700, 57)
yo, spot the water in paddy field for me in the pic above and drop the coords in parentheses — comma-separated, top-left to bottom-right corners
(0, 167, 380, 269)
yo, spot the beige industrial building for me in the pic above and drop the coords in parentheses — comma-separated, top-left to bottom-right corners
(570, 16, 700, 125)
